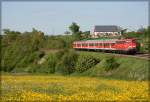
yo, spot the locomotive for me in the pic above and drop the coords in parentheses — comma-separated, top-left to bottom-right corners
(73, 38, 137, 54)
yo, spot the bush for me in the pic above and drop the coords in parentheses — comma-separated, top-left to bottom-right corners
(55, 62, 66, 75)
(102, 56, 119, 71)
(25, 64, 40, 73)
(55, 50, 78, 75)
(45, 38, 65, 49)
(39, 53, 58, 73)
(55, 49, 68, 59)
(24, 53, 58, 73)
(76, 54, 100, 73)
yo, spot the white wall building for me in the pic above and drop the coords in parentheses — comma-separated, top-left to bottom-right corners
(91, 25, 122, 38)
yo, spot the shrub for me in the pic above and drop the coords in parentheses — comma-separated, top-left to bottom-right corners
(55, 62, 66, 75)
(76, 54, 100, 73)
(39, 53, 58, 73)
(25, 53, 58, 73)
(55, 49, 68, 59)
(25, 64, 39, 73)
(55, 50, 78, 75)
(102, 56, 119, 71)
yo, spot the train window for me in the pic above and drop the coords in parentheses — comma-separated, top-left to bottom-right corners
(99, 43, 102, 46)
(111, 43, 115, 46)
(89, 43, 94, 46)
(77, 44, 81, 47)
(82, 43, 88, 47)
(95, 43, 98, 46)
(104, 43, 109, 47)
(82, 43, 85, 47)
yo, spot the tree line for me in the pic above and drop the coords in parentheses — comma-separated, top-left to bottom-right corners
(0, 22, 149, 73)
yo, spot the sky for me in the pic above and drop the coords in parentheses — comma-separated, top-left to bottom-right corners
(2, 1, 149, 35)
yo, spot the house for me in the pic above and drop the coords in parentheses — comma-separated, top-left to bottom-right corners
(91, 25, 122, 38)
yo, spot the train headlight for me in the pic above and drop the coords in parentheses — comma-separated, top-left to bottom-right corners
(132, 46, 136, 47)
(128, 46, 132, 48)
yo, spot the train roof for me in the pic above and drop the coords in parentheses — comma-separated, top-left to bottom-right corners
(73, 38, 134, 44)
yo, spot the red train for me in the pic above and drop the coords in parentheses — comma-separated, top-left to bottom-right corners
(73, 38, 137, 54)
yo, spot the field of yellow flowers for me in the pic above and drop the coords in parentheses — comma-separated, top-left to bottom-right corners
(1, 75, 149, 101)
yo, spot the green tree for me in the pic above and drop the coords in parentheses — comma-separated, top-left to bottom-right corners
(76, 54, 100, 73)
(121, 29, 127, 38)
(69, 22, 80, 34)
(3, 29, 21, 45)
(30, 28, 45, 51)
(55, 50, 78, 75)
(1, 28, 45, 72)
(102, 56, 119, 71)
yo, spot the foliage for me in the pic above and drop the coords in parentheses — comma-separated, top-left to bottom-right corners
(1, 25, 149, 73)
(74, 51, 148, 81)
(69, 22, 80, 34)
(2, 29, 21, 44)
(1, 28, 45, 72)
(55, 50, 78, 75)
(55, 49, 67, 58)
(44, 36, 65, 49)
(76, 54, 100, 73)
(40, 53, 58, 73)
(101, 56, 119, 71)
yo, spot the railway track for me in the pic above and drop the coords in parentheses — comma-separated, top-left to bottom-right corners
(77, 50, 150, 60)
(111, 53, 150, 60)
(131, 53, 150, 60)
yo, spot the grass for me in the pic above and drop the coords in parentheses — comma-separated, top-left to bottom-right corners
(1, 74, 149, 101)
(1, 51, 149, 101)
(73, 51, 149, 81)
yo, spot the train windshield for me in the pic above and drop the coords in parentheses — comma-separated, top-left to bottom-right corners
(132, 40, 136, 43)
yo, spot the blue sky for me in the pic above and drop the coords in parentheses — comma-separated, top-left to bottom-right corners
(2, 1, 148, 35)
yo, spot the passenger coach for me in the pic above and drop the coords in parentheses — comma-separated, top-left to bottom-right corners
(73, 39, 137, 54)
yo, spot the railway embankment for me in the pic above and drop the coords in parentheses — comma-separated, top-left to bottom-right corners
(73, 51, 149, 81)
(39, 49, 149, 81)
(3, 49, 148, 81)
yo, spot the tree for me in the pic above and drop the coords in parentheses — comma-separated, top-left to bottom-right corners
(30, 28, 45, 50)
(3, 29, 21, 36)
(121, 29, 127, 35)
(3, 29, 21, 45)
(69, 22, 80, 34)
